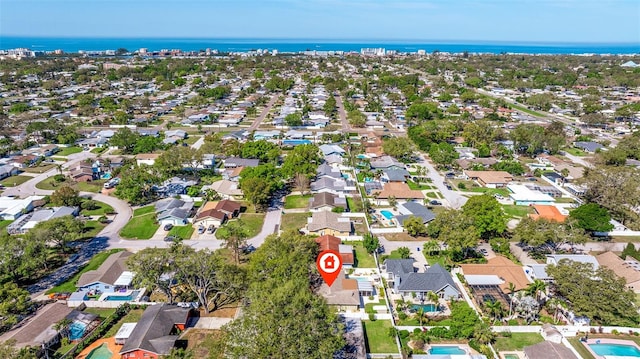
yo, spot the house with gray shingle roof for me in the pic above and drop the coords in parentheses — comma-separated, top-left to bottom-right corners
(381, 168, 410, 183)
(382, 259, 460, 300)
(119, 304, 192, 359)
(574, 141, 604, 153)
(396, 202, 436, 225)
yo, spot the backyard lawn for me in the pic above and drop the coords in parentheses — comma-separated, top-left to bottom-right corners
(81, 220, 106, 239)
(567, 337, 595, 359)
(104, 309, 145, 337)
(280, 212, 310, 232)
(57, 146, 83, 156)
(353, 243, 377, 268)
(81, 201, 114, 216)
(46, 249, 124, 294)
(468, 187, 510, 197)
(76, 180, 107, 193)
(284, 194, 312, 209)
(493, 333, 544, 351)
(120, 213, 159, 239)
(169, 225, 195, 240)
(503, 205, 535, 218)
(133, 205, 155, 216)
(364, 299, 386, 313)
(22, 164, 56, 173)
(0, 175, 32, 187)
(564, 147, 587, 157)
(362, 320, 398, 353)
(346, 196, 363, 212)
(0, 220, 12, 232)
(407, 181, 433, 190)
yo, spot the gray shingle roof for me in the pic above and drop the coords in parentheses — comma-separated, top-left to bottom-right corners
(397, 264, 459, 294)
(120, 304, 191, 356)
(384, 259, 416, 277)
(524, 341, 578, 359)
(574, 141, 604, 153)
(308, 211, 352, 233)
(77, 251, 132, 288)
(397, 202, 436, 224)
(383, 169, 410, 182)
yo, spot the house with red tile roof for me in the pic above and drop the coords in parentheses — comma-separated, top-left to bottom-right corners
(315, 234, 355, 268)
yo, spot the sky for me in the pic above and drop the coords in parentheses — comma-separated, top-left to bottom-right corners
(1, 0, 639, 43)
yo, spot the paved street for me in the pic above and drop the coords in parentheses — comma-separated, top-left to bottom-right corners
(249, 94, 278, 131)
(417, 155, 468, 209)
(335, 94, 351, 132)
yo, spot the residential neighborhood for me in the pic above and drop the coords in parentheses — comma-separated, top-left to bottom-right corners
(0, 47, 639, 359)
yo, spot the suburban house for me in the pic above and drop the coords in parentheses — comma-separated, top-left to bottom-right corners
(574, 141, 604, 153)
(529, 205, 567, 222)
(310, 177, 356, 195)
(396, 202, 435, 225)
(69, 165, 96, 182)
(317, 274, 361, 312)
(154, 198, 194, 226)
(120, 304, 192, 359)
(370, 156, 405, 171)
(309, 192, 348, 212)
(0, 164, 20, 180)
(204, 180, 244, 199)
(464, 170, 513, 188)
(222, 157, 259, 169)
(317, 163, 342, 179)
(596, 252, 640, 292)
(374, 182, 424, 200)
(382, 259, 460, 300)
(546, 254, 599, 269)
(507, 184, 555, 206)
(193, 204, 228, 229)
(460, 256, 531, 295)
(6, 206, 77, 234)
(75, 251, 134, 293)
(381, 168, 411, 183)
(319, 144, 345, 157)
(214, 199, 242, 218)
(136, 153, 161, 166)
(523, 340, 578, 359)
(315, 234, 355, 268)
(307, 211, 352, 236)
(0, 195, 42, 220)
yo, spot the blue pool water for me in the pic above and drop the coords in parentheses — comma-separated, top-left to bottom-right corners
(100, 173, 112, 179)
(283, 139, 312, 146)
(380, 210, 394, 220)
(85, 343, 113, 359)
(104, 291, 139, 301)
(589, 343, 640, 357)
(412, 304, 438, 312)
(364, 177, 374, 182)
(429, 346, 466, 355)
(68, 321, 87, 340)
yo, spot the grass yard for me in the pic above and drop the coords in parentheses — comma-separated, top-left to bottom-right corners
(407, 181, 433, 190)
(555, 197, 577, 204)
(347, 196, 363, 212)
(81, 201, 114, 216)
(22, 164, 56, 173)
(564, 147, 587, 157)
(493, 333, 544, 351)
(362, 320, 398, 353)
(57, 146, 83, 156)
(46, 249, 124, 294)
(280, 212, 310, 232)
(0, 220, 12, 232)
(83, 307, 116, 319)
(104, 309, 145, 337)
(364, 299, 386, 313)
(36, 176, 70, 190)
(76, 180, 106, 193)
(90, 147, 107, 154)
(169, 225, 195, 239)
(133, 205, 155, 216)
(423, 253, 448, 267)
(284, 194, 312, 209)
(426, 192, 438, 199)
(567, 337, 595, 359)
(353, 243, 377, 268)
(0, 175, 32, 187)
(503, 205, 535, 218)
(217, 213, 265, 238)
(81, 220, 106, 239)
(120, 213, 159, 239)
(509, 102, 546, 117)
(468, 187, 510, 197)
(184, 136, 200, 145)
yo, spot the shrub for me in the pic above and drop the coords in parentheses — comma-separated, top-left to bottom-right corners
(502, 330, 512, 338)
(458, 183, 466, 190)
(398, 330, 410, 339)
(612, 329, 619, 335)
(368, 295, 374, 300)
(413, 339, 425, 349)
(368, 313, 376, 321)
(54, 174, 66, 182)
(398, 312, 408, 320)
(98, 216, 109, 223)
(81, 200, 98, 210)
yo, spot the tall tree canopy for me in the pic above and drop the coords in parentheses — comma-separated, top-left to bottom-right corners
(462, 194, 507, 239)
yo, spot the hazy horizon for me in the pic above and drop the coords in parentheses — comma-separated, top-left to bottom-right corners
(1, 0, 639, 43)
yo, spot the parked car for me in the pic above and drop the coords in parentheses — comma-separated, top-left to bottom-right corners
(197, 226, 205, 234)
(242, 245, 256, 254)
(163, 224, 174, 231)
(429, 200, 442, 206)
(164, 235, 181, 242)
(207, 225, 215, 233)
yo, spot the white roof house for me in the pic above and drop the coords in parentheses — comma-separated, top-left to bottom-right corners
(0, 195, 44, 220)
(507, 184, 555, 206)
(546, 254, 599, 269)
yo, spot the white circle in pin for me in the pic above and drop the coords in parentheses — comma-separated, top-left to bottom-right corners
(318, 252, 341, 274)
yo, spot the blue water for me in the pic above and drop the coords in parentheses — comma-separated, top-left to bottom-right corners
(68, 321, 87, 341)
(282, 139, 312, 146)
(85, 343, 113, 359)
(2, 37, 639, 54)
(381, 210, 394, 220)
(411, 304, 438, 312)
(429, 346, 466, 355)
(104, 291, 138, 301)
(589, 343, 640, 357)
(101, 173, 112, 180)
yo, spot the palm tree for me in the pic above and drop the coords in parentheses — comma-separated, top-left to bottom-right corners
(54, 318, 73, 338)
(507, 282, 516, 318)
(388, 196, 398, 209)
(485, 300, 503, 324)
(473, 322, 495, 345)
(526, 279, 547, 302)
(56, 164, 63, 175)
(423, 241, 440, 256)
(546, 298, 564, 324)
(415, 307, 427, 326)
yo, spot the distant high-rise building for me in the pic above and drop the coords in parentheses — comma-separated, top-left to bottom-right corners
(361, 48, 386, 56)
(139, 48, 148, 54)
(417, 49, 426, 55)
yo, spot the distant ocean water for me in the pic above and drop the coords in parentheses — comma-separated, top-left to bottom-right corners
(1, 37, 639, 54)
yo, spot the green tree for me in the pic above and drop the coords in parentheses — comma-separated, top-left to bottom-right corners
(0, 339, 37, 359)
(50, 185, 82, 207)
(582, 165, 640, 228)
(127, 247, 177, 303)
(284, 112, 303, 127)
(428, 142, 459, 167)
(241, 140, 280, 164)
(449, 301, 481, 339)
(512, 217, 588, 253)
(115, 165, 161, 204)
(218, 220, 249, 265)
(281, 144, 321, 179)
(403, 216, 427, 237)
(427, 210, 479, 259)
(397, 246, 411, 259)
(462, 194, 507, 239)
(347, 109, 366, 127)
(569, 203, 614, 232)
(30, 215, 84, 253)
(110, 127, 140, 154)
(0, 282, 32, 329)
(546, 260, 638, 326)
(382, 137, 416, 163)
(362, 233, 380, 254)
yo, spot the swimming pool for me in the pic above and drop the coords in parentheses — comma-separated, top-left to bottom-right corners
(411, 304, 438, 312)
(68, 321, 87, 340)
(85, 343, 113, 359)
(104, 290, 139, 301)
(100, 173, 112, 179)
(283, 139, 312, 146)
(588, 343, 640, 357)
(380, 210, 394, 220)
(429, 346, 466, 355)
(504, 355, 519, 359)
